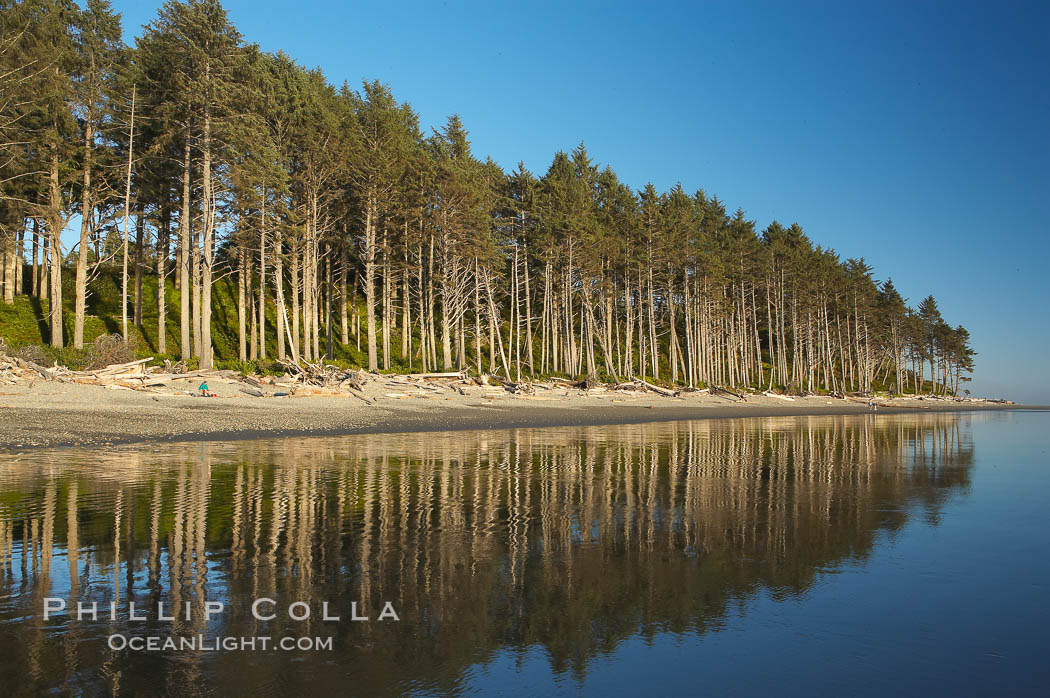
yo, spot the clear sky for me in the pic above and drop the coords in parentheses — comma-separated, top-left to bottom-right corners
(110, 0, 1050, 403)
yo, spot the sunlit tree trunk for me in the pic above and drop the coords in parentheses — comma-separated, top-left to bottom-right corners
(258, 195, 266, 360)
(120, 85, 135, 342)
(237, 247, 247, 362)
(291, 237, 300, 357)
(47, 146, 63, 348)
(157, 207, 169, 354)
(363, 197, 378, 371)
(73, 117, 93, 347)
(179, 135, 192, 359)
(339, 250, 349, 346)
(133, 210, 144, 326)
(275, 226, 285, 360)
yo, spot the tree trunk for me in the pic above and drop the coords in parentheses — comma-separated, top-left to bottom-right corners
(133, 210, 144, 326)
(299, 223, 310, 362)
(73, 119, 92, 346)
(382, 226, 390, 370)
(157, 208, 169, 355)
(200, 80, 214, 369)
(438, 230, 452, 371)
(311, 215, 320, 361)
(249, 271, 257, 362)
(483, 269, 511, 380)
(48, 146, 63, 348)
(31, 219, 39, 297)
(275, 226, 285, 360)
(426, 234, 437, 369)
(179, 134, 192, 359)
(291, 238, 300, 356)
(523, 240, 534, 373)
(14, 222, 24, 297)
(275, 249, 297, 364)
(339, 250, 349, 346)
(401, 263, 411, 363)
(325, 253, 333, 359)
(364, 198, 378, 371)
(258, 194, 266, 361)
(413, 246, 423, 363)
(1, 229, 14, 305)
(120, 85, 135, 342)
(474, 258, 483, 374)
(237, 247, 247, 362)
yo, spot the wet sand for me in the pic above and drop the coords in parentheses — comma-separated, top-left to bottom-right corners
(0, 376, 1034, 451)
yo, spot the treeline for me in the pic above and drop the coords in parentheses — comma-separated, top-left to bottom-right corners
(0, 0, 975, 394)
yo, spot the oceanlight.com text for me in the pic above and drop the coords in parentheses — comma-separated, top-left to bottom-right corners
(107, 634, 334, 652)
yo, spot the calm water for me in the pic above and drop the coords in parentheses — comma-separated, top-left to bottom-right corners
(0, 412, 1047, 695)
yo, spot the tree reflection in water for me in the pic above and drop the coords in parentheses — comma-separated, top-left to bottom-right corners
(0, 414, 973, 694)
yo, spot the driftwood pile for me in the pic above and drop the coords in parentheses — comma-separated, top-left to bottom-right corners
(435, 374, 758, 402)
(274, 360, 481, 403)
(0, 342, 768, 403)
(0, 353, 52, 385)
(0, 352, 257, 393)
(610, 379, 680, 397)
(11, 348, 994, 405)
(0, 353, 164, 389)
(0, 349, 482, 402)
(273, 359, 376, 402)
(478, 376, 738, 400)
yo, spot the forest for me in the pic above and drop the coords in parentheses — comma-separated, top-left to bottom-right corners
(0, 0, 975, 395)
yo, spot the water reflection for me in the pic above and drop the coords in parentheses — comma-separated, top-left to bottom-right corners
(0, 415, 973, 694)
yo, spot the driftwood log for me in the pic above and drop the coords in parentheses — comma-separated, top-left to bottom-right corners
(637, 379, 678, 397)
(403, 372, 463, 380)
(610, 378, 678, 397)
(711, 385, 746, 401)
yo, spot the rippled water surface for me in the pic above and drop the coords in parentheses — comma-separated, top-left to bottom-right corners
(0, 412, 1047, 695)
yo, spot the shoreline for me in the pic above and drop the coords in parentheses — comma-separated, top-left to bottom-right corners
(0, 378, 1039, 451)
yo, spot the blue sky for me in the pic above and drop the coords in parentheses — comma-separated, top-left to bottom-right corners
(111, 0, 1050, 402)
